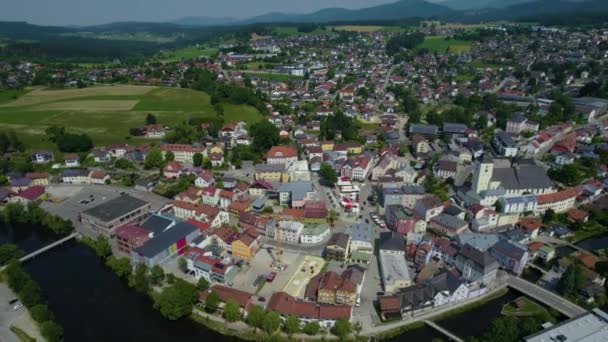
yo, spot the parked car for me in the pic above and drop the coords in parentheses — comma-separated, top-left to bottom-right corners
(12, 302, 23, 311)
(266, 272, 277, 282)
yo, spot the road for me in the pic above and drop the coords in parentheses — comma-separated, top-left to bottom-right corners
(0, 284, 42, 342)
(506, 274, 586, 318)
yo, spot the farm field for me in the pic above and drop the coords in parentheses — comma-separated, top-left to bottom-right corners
(418, 35, 472, 53)
(243, 71, 303, 82)
(0, 85, 264, 150)
(332, 25, 408, 33)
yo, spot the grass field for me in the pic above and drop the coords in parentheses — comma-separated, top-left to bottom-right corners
(271, 26, 332, 37)
(418, 35, 472, 54)
(502, 297, 548, 317)
(243, 72, 303, 81)
(331, 25, 408, 33)
(158, 46, 219, 62)
(0, 86, 264, 150)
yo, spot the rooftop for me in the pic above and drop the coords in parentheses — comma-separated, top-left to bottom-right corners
(82, 195, 149, 223)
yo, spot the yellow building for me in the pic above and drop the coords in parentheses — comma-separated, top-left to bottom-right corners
(231, 230, 259, 261)
(321, 141, 335, 152)
(254, 164, 287, 182)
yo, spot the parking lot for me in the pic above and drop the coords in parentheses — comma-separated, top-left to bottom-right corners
(41, 184, 171, 237)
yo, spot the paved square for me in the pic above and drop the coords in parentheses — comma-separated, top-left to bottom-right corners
(281, 255, 325, 298)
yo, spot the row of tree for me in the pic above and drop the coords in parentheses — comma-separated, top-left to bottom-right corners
(45, 126, 93, 153)
(0, 202, 74, 236)
(4, 261, 64, 341)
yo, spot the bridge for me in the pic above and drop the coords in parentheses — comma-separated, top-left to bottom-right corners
(506, 275, 586, 318)
(19, 232, 79, 263)
(423, 320, 463, 342)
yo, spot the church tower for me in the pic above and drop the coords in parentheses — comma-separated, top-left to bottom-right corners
(472, 154, 494, 193)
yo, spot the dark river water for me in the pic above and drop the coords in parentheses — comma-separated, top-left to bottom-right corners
(2, 224, 239, 342)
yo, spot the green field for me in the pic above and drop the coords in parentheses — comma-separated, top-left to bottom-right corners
(502, 297, 548, 317)
(243, 72, 302, 82)
(418, 35, 472, 53)
(271, 26, 333, 37)
(0, 86, 263, 150)
(158, 46, 219, 62)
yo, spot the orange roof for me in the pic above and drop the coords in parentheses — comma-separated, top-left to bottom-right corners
(519, 217, 543, 232)
(536, 188, 578, 205)
(265, 145, 297, 159)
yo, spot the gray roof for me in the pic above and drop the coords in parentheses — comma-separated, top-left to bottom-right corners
(141, 214, 175, 235)
(382, 184, 425, 196)
(327, 232, 350, 249)
(457, 233, 500, 252)
(134, 222, 198, 258)
(443, 122, 467, 134)
(494, 131, 516, 147)
(491, 163, 553, 191)
(426, 270, 463, 293)
(278, 181, 313, 201)
(409, 124, 439, 136)
(490, 239, 527, 261)
(457, 244, 499, 271)
(82, 195, 149, 222)
(351, 223, 373, 244)
(524, 309, 608, 342)
(255, 163, 286, 172)
(379, 232, 405, 252)
(431, 213, 468, 230)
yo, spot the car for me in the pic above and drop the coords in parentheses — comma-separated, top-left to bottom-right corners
(258, 297, 266, 302)
(12, 303, 23, 311)
(266, 272, 277, 282)
(8, 298, 18, 305)
(365, 219, 370, 223)
(376, 292, 385, 296)
(356, 297, 361, 307)
(89, 194, 94, 198)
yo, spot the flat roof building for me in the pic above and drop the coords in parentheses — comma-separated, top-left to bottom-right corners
(524, 309, 608, 342)
(81, 195, 150, 237)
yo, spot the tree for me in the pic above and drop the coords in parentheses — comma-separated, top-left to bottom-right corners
(204, 290, 221, 313)
(154, 279, 198, 320)
(93, 235, 112, 258)
(247, 305, 266, 331)
(30, 304, 54, 323)
(331, 317, 352, 339)
(319, 163, 338, 187)
(353, 322, 363, 338)
(543, 209, 556, 224)
(105, 256, 132, 279)
(196, 277, 210, 291)
(144, 148, 164, 169)
(303, 321, 320, 335)
(193, 152, 203, 167)
(263, 311, 281, 334)
(165, 151, 175, 162)
(557, 263, 583, 297)
(327, 209, 338, 226)
(114, 158, 134, 170)
(129, 263, 150, 293)
(178, 257, 188, 273)
(284, 315, 300, 335)
(223, 299, 241, 322)
(150, 265, 165, 286)
(0, 244, 24, 266)
(41, 321, 64, 342)
(18, 281, 43, 307)
(146, 113, 157, 125)
(250, 120, 280, 153)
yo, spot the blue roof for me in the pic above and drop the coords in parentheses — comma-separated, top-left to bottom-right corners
(135, 222, 198, 258)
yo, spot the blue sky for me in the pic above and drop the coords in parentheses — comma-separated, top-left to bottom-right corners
(2, 0, 397, 26)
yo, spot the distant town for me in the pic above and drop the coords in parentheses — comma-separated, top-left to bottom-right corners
(1, 18, 608, 342)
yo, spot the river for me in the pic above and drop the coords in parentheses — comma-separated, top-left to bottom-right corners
(2, 224, 240, 342)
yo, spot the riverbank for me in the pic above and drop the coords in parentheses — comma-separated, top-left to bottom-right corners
(0, 281, 43, 342)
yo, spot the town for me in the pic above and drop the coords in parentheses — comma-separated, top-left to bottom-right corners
(1, 14, 608, 342)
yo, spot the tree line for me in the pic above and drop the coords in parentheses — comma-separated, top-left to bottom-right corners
(0, 202, 75, 236)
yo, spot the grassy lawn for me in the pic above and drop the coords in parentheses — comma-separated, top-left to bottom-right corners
(471, 60, 506, 69)
(0, 86, 264, 150)
(243, 72, 302, 82)
(158, 46, 219, 62)
(0, 88, 32, 104)
(241, 61, 277, 70)
(418, 35, 472, 54)
(502, 297, 548, 317)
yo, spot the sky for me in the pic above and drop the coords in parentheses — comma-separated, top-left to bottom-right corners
(1, 0, 398, 26)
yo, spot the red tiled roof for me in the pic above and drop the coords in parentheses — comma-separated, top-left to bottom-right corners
(265, 146, 297, 159)
(536, 187, 578, 205)
(266, 292, 351, 320)
(160, 144, 205, 153)
(17, 186, 45, 200)
(200, 285, 252, 309)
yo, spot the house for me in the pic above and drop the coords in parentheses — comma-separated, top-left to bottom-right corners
(81, 195, 151, 237)
(379, 233, 412, 293)
(454, 244, 499, 286)
(218, 190, 235, 209)
(266, 145, 298, 164)
(62, 169, 90, 184)
(325, 233, 351, 261)
(131, 221, 200, 266)
(64, 154, 80, 168)
(30, 150, 54, 164)
(300, 223, 331, 244)
(492, 131, 518, 157)
(266, 292, 352, 329)
(385, 205, 426, 235)
(506, 113, 539, 135)
(143, 124, 166, 138)
(194, 170, 215, 188)
(25, 172, 49, 186)
(276, 220, 304, 243)
(489, 239, 529, 276)
(163, 161, 183, 179)
(412, 134, 430, 156)
(231, 228, 261, 261)
(209, 152, 224, 167)
(350, 223, 374, 264)
(254, 163, 287, 182)
(305, 267, 363, 306)
(429, 214, 468, 237)
(408, 124, 439, 137)
(200, 285, 253, 314)
(535, 187, 578, 214)
(414, 196, 444, 222)
(278, 181, 315, 208)
(434, 160, 459, 179)
(10, 186, 46, 204)
(93, 150, 111, 163)
(159, 144, 205, 164)
(248, 179, 274, 197)
(185, 248, 237, 285)
(89, 170, 110, 185)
